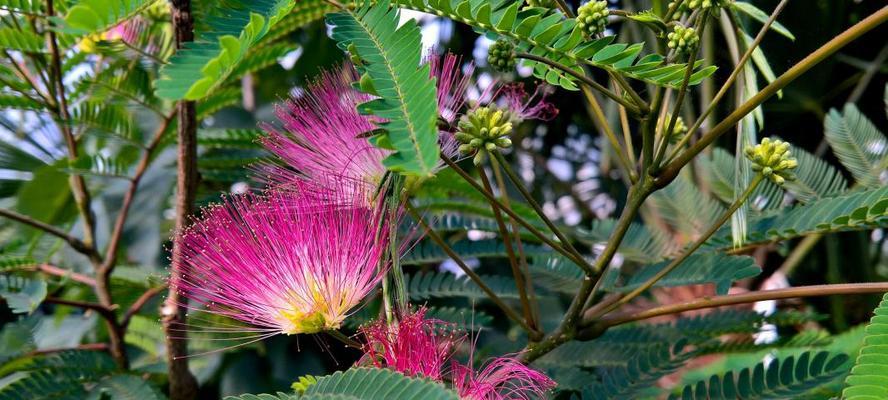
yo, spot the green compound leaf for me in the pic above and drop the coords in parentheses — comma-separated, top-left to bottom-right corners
(304, 367, 459, 400)
(671, 351, 849, 400)
(63, 0, 156, 35)
(156, 0, 331, 100)
(327, 0, 441, 176)
(604, 253, 762, 296)
(842, 292, 888, 400)
(394, 0, 716, 91)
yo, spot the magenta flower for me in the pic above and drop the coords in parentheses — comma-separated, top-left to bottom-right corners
(359, 307, 463, 380)
(430, 52, 475, 124)
(258, 66, 386, 193)
(453, 356, 556, 400)
(171, 183, 390, 336)
(495, 83, 559, 123)
(258, 53, 472, 195)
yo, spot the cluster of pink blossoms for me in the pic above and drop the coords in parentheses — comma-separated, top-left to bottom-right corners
(171, 53, 556, 398)
(360, 308, 555, 400)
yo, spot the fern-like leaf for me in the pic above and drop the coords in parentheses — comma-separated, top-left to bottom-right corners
(156, 0, 321, 100)
(328, 0, 441, 176)
(63, 0, 156, 35)
(606, 253, 761, 296)
(406, 272, 519, 300)
(707, 185, 888, 248)
(402, 239, 548, 265)
(671, 351, 848, 399)
(842, 292, 888, 399)
(824, 104, 887, 188)
(394, 0, 715, 91)
(304, 367, 459, 400)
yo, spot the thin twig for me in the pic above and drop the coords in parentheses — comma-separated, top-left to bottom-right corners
(590, 174, 763, 319)
(326, 330, 363, 350)
(31, 264, 96, 286)
(43, 297, 116, 320)
(26, 343, 109, 357)
(121, 285, 168, 328)
(441, 155, 591, 271)
(406, 204, 539, 336)
(478, 165, 535, 331)
(588, 282, 888, 329)
(0, 208, 96, 256)
(492, 151, 596, 275)
(516, 52, 642, 115)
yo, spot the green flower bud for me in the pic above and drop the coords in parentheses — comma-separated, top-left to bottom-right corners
(667, 25, 699, 55)
(456, 106, 515, 164)
(577, 1, 609, 37)
(744, 138, 798, 186)
(487, 39, 517, 73)
(658, 114, 688, 144)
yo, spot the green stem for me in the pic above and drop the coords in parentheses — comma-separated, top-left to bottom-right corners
(406, 204, 540, 337)
(492, 152, 595, 275)
(441, 155, 592, 273)
(653, 15, 708, 169)
(592, 174, 764, 319)
(664, 0, 790, 166)
(516, 52, 642, 115)
(658, 5, 888, 187)
(477, 165, 535, 331)
(490, 157, 540, 331)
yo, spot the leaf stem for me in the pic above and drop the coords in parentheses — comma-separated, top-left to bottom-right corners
(515, 52, 642, 115)
(326, 330, 363, 350)
(653, 15, 708, 169)
(441, 155, 591, 272)
(406, 204, 540, 337)
(491, 152, 595, 275)
(480, 162, 536, 331)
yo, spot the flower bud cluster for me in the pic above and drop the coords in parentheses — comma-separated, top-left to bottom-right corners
(456, 107, 514, 165)
(744, 138, 798, 185)
(658, 114, 687, 144)
(487, 39, 517, 73)
(577, 1, 609, 37)
(667, 25, 699, 55)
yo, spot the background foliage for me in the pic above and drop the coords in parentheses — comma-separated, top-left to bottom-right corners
(0, 0, 885, 399)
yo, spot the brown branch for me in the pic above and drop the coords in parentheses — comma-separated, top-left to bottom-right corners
(32, 264, 96, 286)
(585, 282, 888, 330)
(26, 343, 109, 357)
(43, 297, 116, 320)
(163, 1, 200, 398)
(122, 285, 167, 328)
(101, 111, 175, 273)
(0, 208, 95, 257)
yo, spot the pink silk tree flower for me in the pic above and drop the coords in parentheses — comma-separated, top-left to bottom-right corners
(171, 185, 390, 336)
(452, 356, 556, 400)
(496, 83, 559, 123)
(359, 307, 463, 381)
(430, 52, 475, 124)
(258, 53, 471, 194)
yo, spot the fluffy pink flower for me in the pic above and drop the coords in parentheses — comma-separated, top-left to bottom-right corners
(359, 307, 463, 380)
(258, 53, 472, 194)
(453, 356, 556, 400)
(495, 83, 559, 123)
(171, 183, 390, 335)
